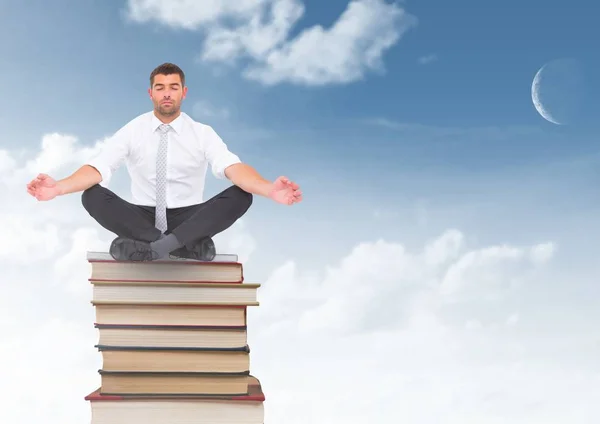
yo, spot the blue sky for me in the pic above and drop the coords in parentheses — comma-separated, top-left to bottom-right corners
(1, 1, 599, 422)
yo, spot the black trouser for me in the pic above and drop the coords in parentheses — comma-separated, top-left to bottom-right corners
(81, 184, 253, 250)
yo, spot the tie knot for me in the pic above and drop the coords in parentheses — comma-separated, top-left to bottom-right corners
(158, 124, 171, 134)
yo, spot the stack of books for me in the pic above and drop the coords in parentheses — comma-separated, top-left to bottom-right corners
(83, 251, 265, 423)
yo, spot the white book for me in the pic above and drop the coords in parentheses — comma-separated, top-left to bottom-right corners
(87, 251, 239, 263)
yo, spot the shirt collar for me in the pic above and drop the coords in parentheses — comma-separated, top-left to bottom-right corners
(151, 112, 184, 134)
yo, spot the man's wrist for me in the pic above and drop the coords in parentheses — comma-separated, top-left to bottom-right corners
(259, 180, 275, 197)
(55, 181, 66, 196)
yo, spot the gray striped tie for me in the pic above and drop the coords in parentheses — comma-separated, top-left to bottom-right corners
(155, 124, 171, 233)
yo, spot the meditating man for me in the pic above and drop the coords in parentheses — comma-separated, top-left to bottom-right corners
(26, 63, 302, 261)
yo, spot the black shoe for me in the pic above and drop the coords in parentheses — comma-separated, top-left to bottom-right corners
(109, 236, 160, 261)
(169, 237, 216, 261)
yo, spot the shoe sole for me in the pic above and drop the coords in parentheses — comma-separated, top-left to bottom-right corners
(170, 237, 216, 261)
(110, 237, 160, 261)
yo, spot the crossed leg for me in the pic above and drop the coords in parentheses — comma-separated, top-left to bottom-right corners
(81, 184, 253, 261)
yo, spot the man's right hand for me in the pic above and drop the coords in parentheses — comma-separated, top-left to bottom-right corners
(27, 173, 62, 201)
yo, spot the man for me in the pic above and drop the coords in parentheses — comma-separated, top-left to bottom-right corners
(26, 63, 302, 262)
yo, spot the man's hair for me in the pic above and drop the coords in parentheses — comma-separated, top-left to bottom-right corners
(150, 63, 185, 87)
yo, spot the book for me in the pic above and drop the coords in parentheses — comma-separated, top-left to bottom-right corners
(87, 251, 244, 283)
(94, 304, 248, 326)
(95, 323, 248, 348)
(98, 370, 250, 396)
(87, 251, 239, 262)
(85, 375, 265, 424)
(91, 281, 260, 305)
(85, 250, 264, 422)
(96, 345, 251, 373)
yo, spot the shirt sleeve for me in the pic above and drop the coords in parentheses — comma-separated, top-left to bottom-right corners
(202, 125, 241, 180)
(85, 123, 131, 186)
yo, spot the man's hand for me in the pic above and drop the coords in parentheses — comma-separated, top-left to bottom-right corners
(268, 176, 302, 205)
(26, 173, 62, 201)
(26, 165, 103, 201)
(225, 164, 303, 205)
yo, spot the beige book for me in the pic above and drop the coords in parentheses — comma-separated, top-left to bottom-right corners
(94, 304, 247, 326)
(91, 281, 260, 305)
(96, 324, 248, 349)
(98, 371, 250, 396)
(98, 346, 250, 373)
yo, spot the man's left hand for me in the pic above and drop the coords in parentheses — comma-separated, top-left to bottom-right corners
(269, 176, 302, 205)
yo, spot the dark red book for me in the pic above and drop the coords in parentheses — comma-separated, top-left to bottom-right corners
(84, 376, 265, 423)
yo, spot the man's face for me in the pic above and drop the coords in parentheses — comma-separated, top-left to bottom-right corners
(148, 73, 187, 116)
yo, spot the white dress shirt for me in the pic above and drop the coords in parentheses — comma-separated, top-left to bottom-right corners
(87, 111, 241, 208)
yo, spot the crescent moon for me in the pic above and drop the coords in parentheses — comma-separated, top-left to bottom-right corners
(531, 64, 563, 125)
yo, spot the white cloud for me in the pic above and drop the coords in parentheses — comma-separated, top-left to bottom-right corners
(246, 231, 599, 422)
(0, 310, 101, 421)
(1, 132, 256, 257)
(506, 312, 520, 326)
(53, 227, 112, 294)
(424, 228, 464, 266)
(2, 133, 597, 423)
(0, 132, 258, 423)
(438, 242, 555, 300)
(192, 99, 230, 121)
(253, 230, 555, 337)
(0, 212, 61, 262)
(0, 133, 106, 263)
(212, 218, 257, 263)
(0, 149, 17, 172)
(361, 118, 546, 141)
(123, 0, 268, 31)
(124, 0, 418, 86)
(200, 0, 304, 63)
(241, 0, 416, 86)
(530, 241, 556, 264)
(372, 207, 398, 220)
(418, 53, 438, 64)
(22, 133, 99, 176)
